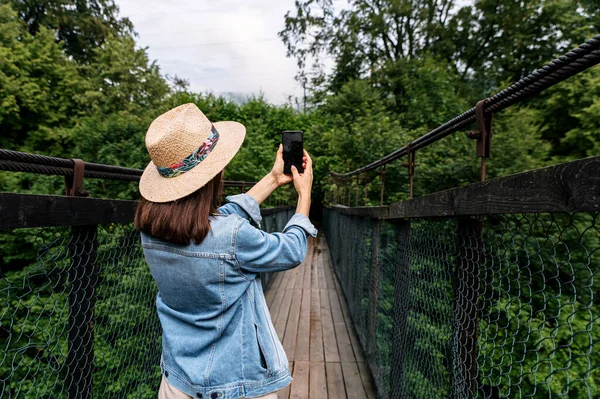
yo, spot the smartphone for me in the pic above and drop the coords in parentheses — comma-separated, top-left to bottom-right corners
(282, 130, 304, 174)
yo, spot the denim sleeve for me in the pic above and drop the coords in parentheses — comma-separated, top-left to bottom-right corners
(235, 214, 318, 273)
(283, 214, 318, 238)
(217, 194, 262, 228)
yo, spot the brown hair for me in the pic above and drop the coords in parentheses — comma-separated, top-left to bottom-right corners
(134, 172, 223, 245)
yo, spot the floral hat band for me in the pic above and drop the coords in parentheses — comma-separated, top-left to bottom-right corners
(156, 125, 220, 178)
(140, 103, 246, 203)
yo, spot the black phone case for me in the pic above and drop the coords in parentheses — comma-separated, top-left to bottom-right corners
(282, 131, 304, 174)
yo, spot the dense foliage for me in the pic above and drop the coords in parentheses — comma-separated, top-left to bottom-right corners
(0, 0, 598, 397)
(1, 0, 598, 201)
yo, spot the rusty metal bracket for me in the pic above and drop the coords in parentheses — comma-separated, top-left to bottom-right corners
(402, 143, 417, 199)
(65, 159, 89, 197)
(467, 99, 493, 181)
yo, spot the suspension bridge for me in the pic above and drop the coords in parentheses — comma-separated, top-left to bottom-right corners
(1, 35, 599, 399)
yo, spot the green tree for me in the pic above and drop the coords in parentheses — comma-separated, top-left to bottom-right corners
(9, 0, 134, 63)
(0, 3, 82, 151)
(536, 66, 600, 158)
(280, 0, 458, 103)
(280, 0, 598, 105)
(76, 33, 169, 116)
(445, 0, 597, 84)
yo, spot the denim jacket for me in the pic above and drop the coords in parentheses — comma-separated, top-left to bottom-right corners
(141, 194, 317, 399)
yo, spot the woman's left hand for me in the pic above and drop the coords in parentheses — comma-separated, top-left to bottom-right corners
(270, 144, 307, 187)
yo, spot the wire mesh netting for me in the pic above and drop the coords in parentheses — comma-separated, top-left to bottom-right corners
(323, 208, 599, 399)
(0, 207, 293, 398)
(0, 224, 161, 398)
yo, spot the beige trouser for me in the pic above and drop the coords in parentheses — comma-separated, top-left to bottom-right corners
(159, 377, 278, 399)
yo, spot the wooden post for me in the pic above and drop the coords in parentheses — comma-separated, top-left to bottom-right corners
(452, 218, 482, 398)
(390, 220, 411, 399)
(67, 225, 98, 399)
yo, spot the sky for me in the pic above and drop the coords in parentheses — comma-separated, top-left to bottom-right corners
(116, 1, 470, 106)
(116, 0, 306, 105)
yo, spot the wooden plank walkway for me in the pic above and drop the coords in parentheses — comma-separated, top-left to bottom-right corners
(264, 236, 377, 399)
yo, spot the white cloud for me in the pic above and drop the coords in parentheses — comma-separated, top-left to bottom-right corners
(116, 0, 302, 105)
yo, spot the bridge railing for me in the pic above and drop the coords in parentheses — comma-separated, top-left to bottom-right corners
(323, 156, 599, 399)
(0, 150, 293, 399)
(328, 34, 600, 206)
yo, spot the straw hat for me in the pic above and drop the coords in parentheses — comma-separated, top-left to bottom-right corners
(139, 103, 246, 203)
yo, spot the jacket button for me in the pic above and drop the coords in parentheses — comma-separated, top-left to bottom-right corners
(164, 371, 169, 378)
(211, 393, 218, 399)
(196, 394, 203, 398)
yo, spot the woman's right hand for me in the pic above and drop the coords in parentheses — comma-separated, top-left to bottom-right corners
(291, 150, 313, 199)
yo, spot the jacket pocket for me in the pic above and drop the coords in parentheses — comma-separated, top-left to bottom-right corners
(254, 322, 269, 375)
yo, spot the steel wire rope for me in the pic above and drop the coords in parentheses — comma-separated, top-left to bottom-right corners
(0, 149, 256, 186)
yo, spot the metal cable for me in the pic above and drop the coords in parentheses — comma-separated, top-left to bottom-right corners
(0, 150, 143, 179)
(0, 160, 141, 181)
(0, 149, 75, 168)
(0, 160, 74, 176)
(0, 149, 141, 177)
(331, 35, 600, 177)
(0, 151, 256, 186)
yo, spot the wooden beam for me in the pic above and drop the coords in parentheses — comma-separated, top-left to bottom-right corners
(330, 156, 600, 219)
(0, 193, 137, 229)
(0, 192, 295, 230)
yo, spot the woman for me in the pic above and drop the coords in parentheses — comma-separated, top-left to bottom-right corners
(134, 103, 317, 399)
